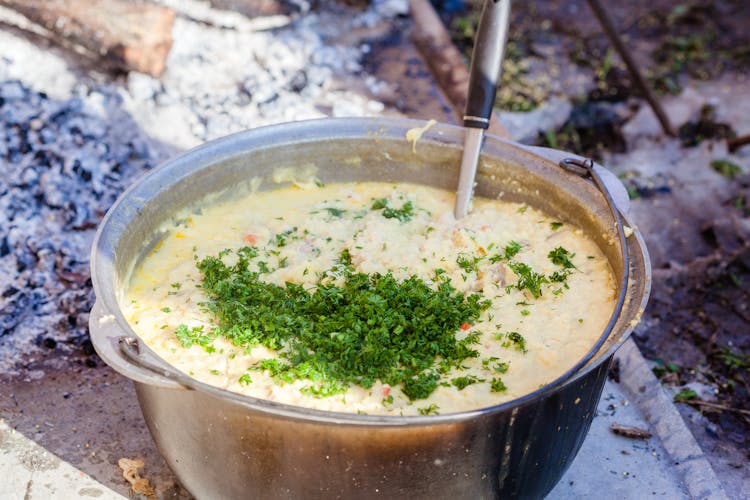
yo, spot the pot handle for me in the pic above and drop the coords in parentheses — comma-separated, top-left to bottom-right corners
(89, 301, 190, 390)
(518, 145, 631, 215)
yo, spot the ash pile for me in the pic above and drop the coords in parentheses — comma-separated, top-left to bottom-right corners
(0, 0, 406, 373)
(0, 82, 169, 372)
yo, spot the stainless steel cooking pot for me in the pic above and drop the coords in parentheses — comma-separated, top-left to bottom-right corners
(89, 117, 650, 499)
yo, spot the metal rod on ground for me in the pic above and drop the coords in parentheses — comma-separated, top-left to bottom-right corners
(585, 0, 676, 137)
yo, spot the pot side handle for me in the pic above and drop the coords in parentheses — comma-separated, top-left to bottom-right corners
(517, 145, 631, 216)
(89, 300, 189, 390)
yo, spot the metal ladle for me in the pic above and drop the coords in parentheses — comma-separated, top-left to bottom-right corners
(454, 0, 512, 218)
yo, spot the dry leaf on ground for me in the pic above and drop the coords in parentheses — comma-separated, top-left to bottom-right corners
(118, 457, 156, 498)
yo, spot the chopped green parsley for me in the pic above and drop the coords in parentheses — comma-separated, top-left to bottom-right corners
(371, 198, 416, 222)
(184, 247, 491, 400)
(175, 324, 215, 351)
(322, 207, 346, 218)
(490, 377, 508, 392)
(456, 252, 482, 274)
(507, 261, 548, 298)
(418, 404, 440, 415)
(451, 375, 483, 390)
(548, 246, 576, 269)
(489, 240, 523, 263)
(496, 331, 528, 353)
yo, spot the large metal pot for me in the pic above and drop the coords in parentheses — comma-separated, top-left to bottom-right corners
(90, 118, 650, 499)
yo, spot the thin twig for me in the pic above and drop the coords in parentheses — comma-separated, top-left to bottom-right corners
(683, 399, 750, 416)
(728, 133, 750, 152)
(585, 0, 676, 137)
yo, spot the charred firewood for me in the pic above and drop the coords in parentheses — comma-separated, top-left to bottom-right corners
(0, 0, 175, 77)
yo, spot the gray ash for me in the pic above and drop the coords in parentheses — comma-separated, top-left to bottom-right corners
(0, 80, 169, 371)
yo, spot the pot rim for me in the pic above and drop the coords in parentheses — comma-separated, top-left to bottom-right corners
(90, 116, 651, 426)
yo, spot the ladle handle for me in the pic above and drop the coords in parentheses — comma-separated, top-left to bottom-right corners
(463, 0, 512, 129)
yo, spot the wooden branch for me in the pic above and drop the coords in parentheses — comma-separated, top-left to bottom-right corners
(0, 0, 175, 77)
(728, 133, 750, 153)
(683, 399, 750, 416)
(610, 423, 652, 439)
(409, 0, 509, 138)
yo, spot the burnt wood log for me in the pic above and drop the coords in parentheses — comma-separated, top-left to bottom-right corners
(0, 0, 175, 77)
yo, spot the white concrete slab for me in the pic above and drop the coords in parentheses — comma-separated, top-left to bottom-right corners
(0, 420, 123, 500)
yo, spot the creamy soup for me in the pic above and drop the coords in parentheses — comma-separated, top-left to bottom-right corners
(123, 182, 615, 416)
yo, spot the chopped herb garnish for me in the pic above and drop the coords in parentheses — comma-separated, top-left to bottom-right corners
(497, 331, 528, 353)
(490, 377, 508, 392)
(174, 324, 215, 351)
(238, 373, 252, 385)
(520, 309, 530, 316)
(504, 241, 522, 259)
(489, 241, 522, 264)
(506, 332, 528, 353)
(549, 270, 572, 283)
(418, 404, 440, 415)
(170, 282, 182, 289)
(507, 261, 548, 298)
(456, 252, 482, 274)
(451, 375, 483, 390)
(191, 248, 490, 400)
(322, 207, 346, 218)
(272, 227, 298, 247)
(238, 246, 259, 259)
(483, 358, 509, 374)
(161, 306, 171, 313)
(253, 358, 288, 376)
(548, 247, 576, 269)
(550, 222, 564, 230)
(489, 241, 523, 263)
(493, 361, 509, 373)
(371, 198, 416, 222)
